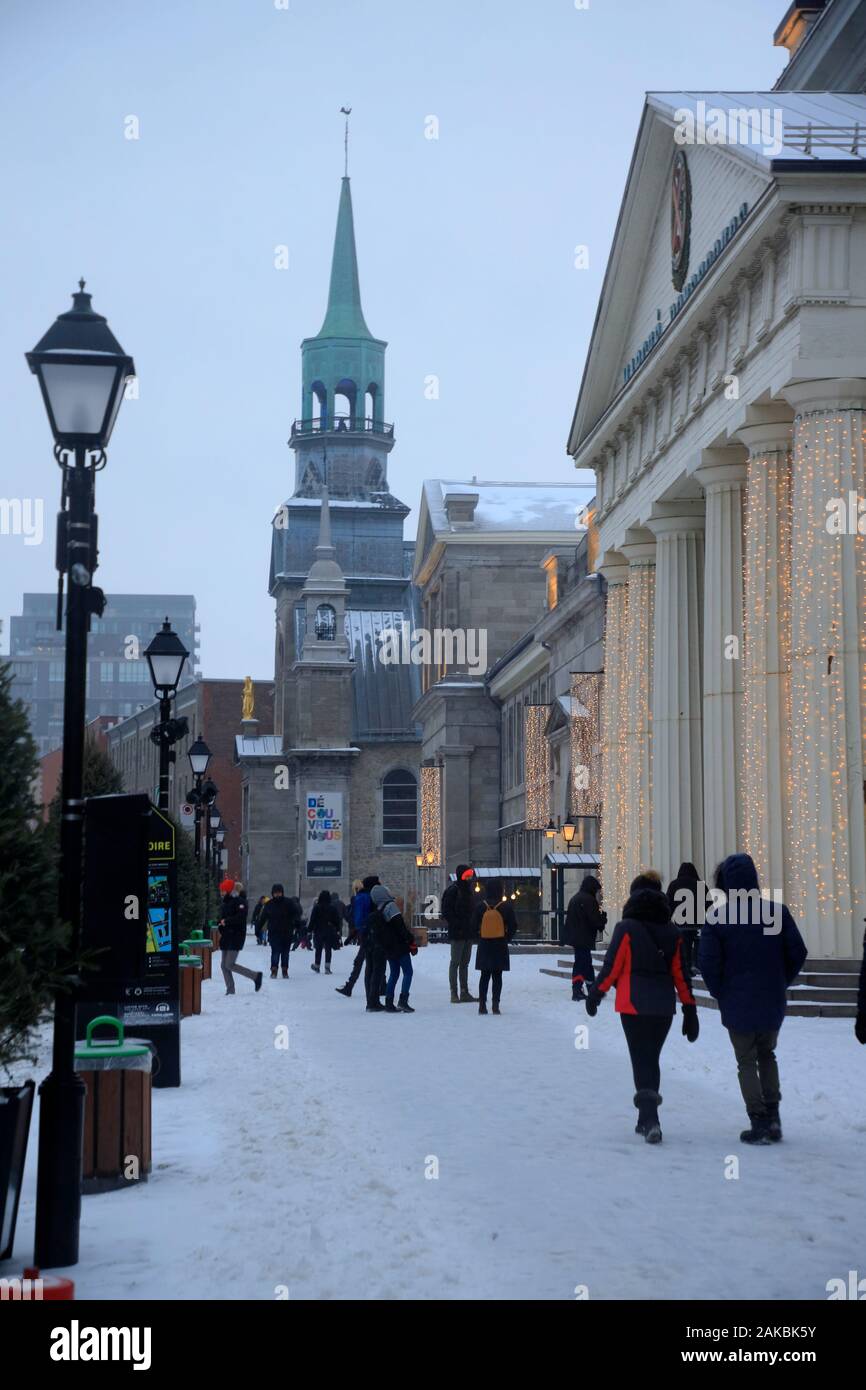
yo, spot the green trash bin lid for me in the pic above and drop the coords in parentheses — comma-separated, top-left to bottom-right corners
(178, 954, 203, 967)
(74, 1015, 152, 1060)
(181, 936, 212, 950)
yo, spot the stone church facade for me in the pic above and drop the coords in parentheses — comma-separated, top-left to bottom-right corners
(237, 174, 421, 909)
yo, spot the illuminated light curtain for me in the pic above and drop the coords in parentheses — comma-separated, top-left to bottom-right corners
(524, 704, 550, 830)
(601, 574, 630, 914)
(788, 405, 866, 958)
(420, 765, 442, 866)
(622, 559, 655, 878)
(570, 672, 603, 816)
(742, 441, 792, 896)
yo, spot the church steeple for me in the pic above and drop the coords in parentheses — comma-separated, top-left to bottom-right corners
(298, 487, 351, 664)
(315, 179, 373, 341)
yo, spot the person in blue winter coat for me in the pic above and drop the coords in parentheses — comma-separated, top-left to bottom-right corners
(335, 874, 379, 998)
(698, 853, 807, 1145)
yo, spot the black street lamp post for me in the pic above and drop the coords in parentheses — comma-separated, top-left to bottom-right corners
(26, 282, 135, 1269)
(144, 619, 190, 812)
(187, 735, 212, 861)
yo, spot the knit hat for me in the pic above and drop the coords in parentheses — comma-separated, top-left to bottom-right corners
(371, 884, 401, 921)
(219, 878, 235, 895)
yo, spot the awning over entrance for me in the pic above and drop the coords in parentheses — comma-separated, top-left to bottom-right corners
(544, 853, 600, 868)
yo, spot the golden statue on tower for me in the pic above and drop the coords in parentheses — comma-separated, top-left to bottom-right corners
(242, 675, 254, 721)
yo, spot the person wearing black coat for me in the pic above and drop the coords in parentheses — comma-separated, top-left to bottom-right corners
(699, 853, 807, 1145)
(259, 884, 301, 978)
(219, 883, 262, 995)
(471, 878, 517, 1015)
(252, 895, 268, 945)
(857, 927, 866, 1046)
(586, 874, 698, 1143)
(666, 862, 706, 978)
(308, 889, 341, 974)
(563, 875, 607, 1001)
(370, 884, 418, 1012)
(441, 864, 478, 1003)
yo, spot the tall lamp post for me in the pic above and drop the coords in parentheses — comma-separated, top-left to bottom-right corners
(27, 281, 135, 1268)
(144, 619, 189, 811)
(187, 735, 212, 861)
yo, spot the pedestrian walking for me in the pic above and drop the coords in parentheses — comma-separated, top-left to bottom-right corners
(344, 879, 363, 947)
(563, 875, 606, 1000)
(309, 889, 341, 974)
(259, 884, 301, 978)
(336, 874, 379, 999)
(857, 926, 866, 1046)
(586, 873, 698, 1143)
(666, 862, 706, 978)
(698, 853, 807, 1144)
(219, 880, 263, 995)
(441, 864, 477, 1003)
(471, 878, 517, 1015)
(252, 894, 269, 945)
(368, 884, 417, 1012)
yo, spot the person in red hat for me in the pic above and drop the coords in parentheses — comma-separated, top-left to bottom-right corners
(441, 865, 478, 1003)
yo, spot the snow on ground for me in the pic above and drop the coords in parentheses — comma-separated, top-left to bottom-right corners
(3, 943, 864, 1301)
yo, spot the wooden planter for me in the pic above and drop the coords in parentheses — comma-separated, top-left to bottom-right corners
(179, 955, 203, 1017)
(75, 1018, 153, 1195)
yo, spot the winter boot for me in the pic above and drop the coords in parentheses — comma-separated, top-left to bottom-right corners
(384, 998, 399, 1013)
(460, 991, 477, 1003)
(740, 1112, 773, 1145)
(398, 994, 415, 1013)
(450, 989, 460, 1004)
(270, 966, 278, 979)
(282, 968, 289, 979)
(366, 1000, 386, 1013)
(634, 1090, 662, 1143)
(492, 1002, 501, 1015)
(335, 984, 352, 997)
(254, 973, 263, 992)
(325, 965, 332, 975)
(311, 963, 320, 973)
(478, 1000, 488, 1015)
(764, 1102, 783, 1142)
(572, 984, 587, 1001)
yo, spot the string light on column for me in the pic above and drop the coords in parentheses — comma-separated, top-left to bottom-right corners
(524, 704, 550, 829)
(601, 580, 629, 914)
(570, 672, 603, 816)
(420, 765, 442, 867)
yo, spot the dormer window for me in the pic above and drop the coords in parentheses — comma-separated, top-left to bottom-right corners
(315, 604, 337, 641)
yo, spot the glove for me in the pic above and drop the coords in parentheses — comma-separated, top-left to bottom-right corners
(409, 942, 418, 956)
(585, 986, 603, 1017)
(855, 1012, 866, 1045)
(682, 1003, 699, 1043)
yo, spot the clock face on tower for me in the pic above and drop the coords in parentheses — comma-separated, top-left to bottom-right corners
(671, 148, 691, 292)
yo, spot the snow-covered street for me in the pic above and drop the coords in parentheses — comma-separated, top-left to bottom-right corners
(5, 944, 864, 1302)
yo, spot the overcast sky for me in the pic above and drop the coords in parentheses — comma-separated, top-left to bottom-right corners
(0, 0, 788, 677)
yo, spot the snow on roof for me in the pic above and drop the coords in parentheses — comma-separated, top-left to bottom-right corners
(423, 478, 595, 536)
(647, 92, 866, 169)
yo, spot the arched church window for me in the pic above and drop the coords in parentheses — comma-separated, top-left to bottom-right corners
(335, 378, 357, 428)
(381, 768, 418, 847)
(315, 604, 337, 641)
(365, 384, 378, 426)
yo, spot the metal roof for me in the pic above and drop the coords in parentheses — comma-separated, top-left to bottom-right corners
(544, 852, 601, 867)
(647, 91, 866, 168)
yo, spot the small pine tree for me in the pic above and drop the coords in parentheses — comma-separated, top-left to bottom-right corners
(46, 731, 125, 854)
(0, 661, 72, 1074)
(172, 814, 208, 939)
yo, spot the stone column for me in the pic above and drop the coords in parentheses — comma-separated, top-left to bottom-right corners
(733, 410, 793, 899)
(695, 449, 747, 878)
(646, 504, 705, 884)
(781, 379, 866, 958)
(619, 532, 656, 880)
(599, 556, 630, 914)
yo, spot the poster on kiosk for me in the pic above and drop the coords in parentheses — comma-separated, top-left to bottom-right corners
(78, 794, 181, 1088)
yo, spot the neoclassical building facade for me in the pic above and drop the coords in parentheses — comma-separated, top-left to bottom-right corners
(568, 88, 866, 959)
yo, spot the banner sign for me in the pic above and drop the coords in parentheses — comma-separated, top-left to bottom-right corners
(305, 791, 343, 878)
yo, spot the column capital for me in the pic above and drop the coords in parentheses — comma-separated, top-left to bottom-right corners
(694, 447, 748, 491)
(781, 376, 866, 415)
(619, 527, 656, 566)
(729, 403, 793, 455)
(644, 500, 705, 540)
(598, 551, 629, 586)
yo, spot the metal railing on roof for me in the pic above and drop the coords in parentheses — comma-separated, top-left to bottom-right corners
(782, 122, 866, 156)
(291, 415, 394, 438)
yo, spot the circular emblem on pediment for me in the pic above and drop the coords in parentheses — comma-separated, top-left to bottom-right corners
(671, 148, 691, 292)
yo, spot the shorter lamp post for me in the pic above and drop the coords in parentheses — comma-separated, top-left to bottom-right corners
(187, 735, 211, 861)
(145, 619, 190, 811)
(215, 827, 226, 885)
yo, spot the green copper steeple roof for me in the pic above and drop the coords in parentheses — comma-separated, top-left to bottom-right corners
(315, 177, 373, 340)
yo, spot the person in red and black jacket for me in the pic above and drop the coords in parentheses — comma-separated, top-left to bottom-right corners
(586, 873, 698, 1143)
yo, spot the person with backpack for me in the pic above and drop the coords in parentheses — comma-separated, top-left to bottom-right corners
(258, 884, 301, 978)
(335, 874, 379, 998)
(308, 889, 342, 974)
(367, 884, 418, 1012)
(586, 872, 698, 1143)
(563, 875, 607, 1001)
(471, 878, 517, 1015)
(698, 853, 807, 1145)
(219, 880, 263, 996)
(441, 864, 478, 1003)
